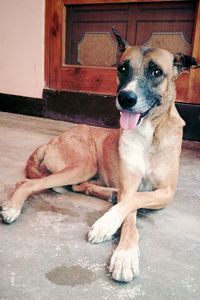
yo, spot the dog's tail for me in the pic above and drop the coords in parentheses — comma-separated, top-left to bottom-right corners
(25, 144, 50, 179)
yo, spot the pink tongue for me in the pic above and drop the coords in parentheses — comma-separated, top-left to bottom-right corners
(120, 112, 141, 130)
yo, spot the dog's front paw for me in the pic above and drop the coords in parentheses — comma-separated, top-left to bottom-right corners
(1, 202, 21, 224)
(109, 246, 140, 282)
(88, 207, 123, 244)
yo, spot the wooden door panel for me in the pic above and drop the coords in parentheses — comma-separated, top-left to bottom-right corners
(65, 4, 129, 65)
(67, 22, 128, 65)
(66, 2, 195, 65)
(136, 22, 193, 45)
(135, 2, 195, 45)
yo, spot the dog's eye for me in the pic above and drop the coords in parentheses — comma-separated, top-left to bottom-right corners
(118, 63, 127, 73)
(152, 69, 163, 77)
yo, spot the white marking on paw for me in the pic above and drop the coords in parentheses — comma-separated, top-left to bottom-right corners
(109, 246, 140, 282)
(88, 207, 123, 244)
(1, 205, 21, 224)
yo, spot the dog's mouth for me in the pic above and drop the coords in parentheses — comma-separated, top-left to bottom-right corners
(119, 101, 158, 130)
(120, 111, 141, 130)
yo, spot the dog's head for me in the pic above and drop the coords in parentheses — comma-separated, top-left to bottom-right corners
(113, 28, 198, 130)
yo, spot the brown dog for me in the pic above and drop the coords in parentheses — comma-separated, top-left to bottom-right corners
(1, 33, 197, 282)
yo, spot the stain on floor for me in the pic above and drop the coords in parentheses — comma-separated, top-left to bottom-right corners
(29, 197, 79, 218)
(46, 265, 97, 286)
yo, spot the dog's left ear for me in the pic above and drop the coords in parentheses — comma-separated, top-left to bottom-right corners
(112, 27, 129, 53)
(174, 53, 198, 74)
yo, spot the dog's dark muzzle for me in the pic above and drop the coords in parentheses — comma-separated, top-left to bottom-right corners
(118, 91, 137, 110)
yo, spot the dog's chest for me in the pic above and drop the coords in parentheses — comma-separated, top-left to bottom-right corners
(119, 121, 154, 189)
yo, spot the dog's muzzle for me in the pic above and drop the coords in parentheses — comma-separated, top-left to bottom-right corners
(116, 84, 161, 130)
(116, 90, 141, 130)
(118, 90, 137, 110)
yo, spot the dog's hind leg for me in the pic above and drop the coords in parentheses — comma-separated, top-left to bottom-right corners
(1, 161, 97, 224)
(72, 182, 119, 204)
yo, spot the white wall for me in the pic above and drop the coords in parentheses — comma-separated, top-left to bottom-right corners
(0, 0, 45, 98)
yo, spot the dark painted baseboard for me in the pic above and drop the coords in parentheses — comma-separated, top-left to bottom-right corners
(43, 89, 119, 128)
(0, 90, 199, 141)
(0, 93, 44, 117)
(176, 103, 200, 142)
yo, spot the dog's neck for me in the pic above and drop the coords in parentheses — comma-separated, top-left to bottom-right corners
(120, 117, 154, 149)
(151, 100, 184, 130)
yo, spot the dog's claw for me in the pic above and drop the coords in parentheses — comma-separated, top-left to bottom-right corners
(88, 225, 112, 244)
(88, 226, 112, 244)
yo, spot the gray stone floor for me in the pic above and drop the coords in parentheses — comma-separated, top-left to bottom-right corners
(0, 112, 199, 300)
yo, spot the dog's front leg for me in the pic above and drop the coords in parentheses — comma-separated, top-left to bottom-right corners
(109, 168, 141, 282)
(88, 165, 141, 244)
(110, 211, 139, 282)
(88, 168, 141, 281)
(89, 184, 174, 244)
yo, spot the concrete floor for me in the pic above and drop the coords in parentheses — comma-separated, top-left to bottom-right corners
(0, 111, 199, 300)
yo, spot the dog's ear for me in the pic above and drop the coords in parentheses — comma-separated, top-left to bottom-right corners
(173, 53, 198, 74)
(112, 27, 129, 53)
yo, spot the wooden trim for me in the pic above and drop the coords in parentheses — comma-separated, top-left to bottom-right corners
(48, 0, 63, 89)
(44, 0, 51, 87)
(187, 0, 200, 103)
(64, 0, 190, 5)
(60, 66, 117, 95)
(62, 4, 67, 65)
(192, 0, 200, 61)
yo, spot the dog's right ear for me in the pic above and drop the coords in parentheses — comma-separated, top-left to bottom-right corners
(112, 27, 129, 53)
(173, 53, 198, 75)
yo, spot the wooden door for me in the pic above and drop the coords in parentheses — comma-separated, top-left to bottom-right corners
(45, 0, 200, 104)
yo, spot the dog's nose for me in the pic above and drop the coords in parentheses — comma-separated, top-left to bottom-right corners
(118, 91, 137, 109)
